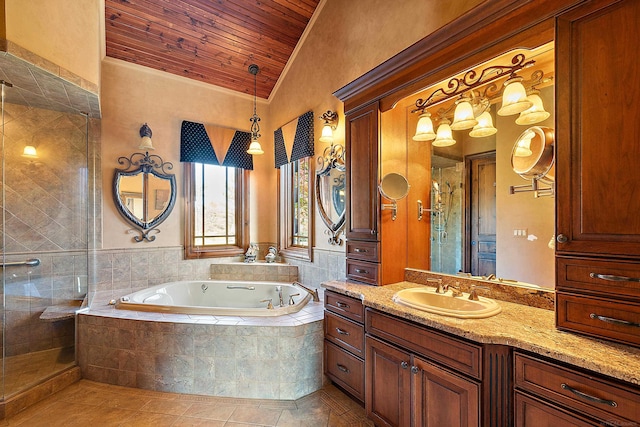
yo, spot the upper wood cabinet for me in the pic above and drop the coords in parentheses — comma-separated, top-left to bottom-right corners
(555, 0, 640, 258)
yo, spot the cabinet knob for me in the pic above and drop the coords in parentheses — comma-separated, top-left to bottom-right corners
(556, 234, 568, 243)
(400, 361, 409, 369)
(410, 366, 420, 374)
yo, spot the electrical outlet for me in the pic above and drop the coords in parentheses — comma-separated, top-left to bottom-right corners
(513, 229, 528, 237)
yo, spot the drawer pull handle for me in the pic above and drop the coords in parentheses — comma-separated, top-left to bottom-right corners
(336, 301, 350, 309)
(561, 383, 617, 407)
(335, 327, 350, 336)
(400, 361, 409, 369)
(355, 268, 368, 274)
(589, 272, 640, 283)
(336, 364, 350, 374)
(590, 313, 640, 328)
(353, 248, 368, 253)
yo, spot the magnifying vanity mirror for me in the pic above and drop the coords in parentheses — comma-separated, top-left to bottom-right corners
(316, 143, 346, 245)
(114, 151, 176, 242)
(379, 172, 410, 221)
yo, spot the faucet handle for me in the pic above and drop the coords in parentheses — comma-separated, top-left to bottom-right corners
(445, 283, 463, 297)
(260, 299, 274, 309)
(288, 293, 300, 305)
(469, 285, 490, 301)
(428, 278, 445, 293)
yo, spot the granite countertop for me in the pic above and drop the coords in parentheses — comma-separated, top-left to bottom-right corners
(322, 280, 640, 386)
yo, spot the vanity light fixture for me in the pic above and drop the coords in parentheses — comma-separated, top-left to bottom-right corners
(21, 145, 39, 159)
(469, 111, 497, 137)
(497, 75, 532, 116)
(319, 110, 339, 143)
(412, 111, 436, 141)
(515, 89, 550, 125)
(432, 118, 456, 147)
(451, 97, 478, 130)
(513, 130, 535, 157)
(138, 123, 154, 150)
(246, 64, 264, 155)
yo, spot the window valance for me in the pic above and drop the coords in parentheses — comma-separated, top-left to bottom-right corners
(274, 111, 314, 168)
(180, 120, 254, 170)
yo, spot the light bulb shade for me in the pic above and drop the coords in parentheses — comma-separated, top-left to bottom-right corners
(139, 123, 154, 150)
(319, 123, 334, 143)
(513, 130, 535, 157)
(498, 77, 533, 116)
(22, 145, 38, 158)
(515, 93, 550, 125)
(469, 111, 497, 138)
(412, 112, 436, 141)
(432, 120, 456, 147)
(247, 138, 264, 155)
(450, 99, 478, 130)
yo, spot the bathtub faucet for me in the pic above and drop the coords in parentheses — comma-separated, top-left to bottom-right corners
(293, 281, 320, 302)
(275, 285, 284, 307)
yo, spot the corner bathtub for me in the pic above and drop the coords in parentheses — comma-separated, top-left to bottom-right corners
(115, 280, 311, 316)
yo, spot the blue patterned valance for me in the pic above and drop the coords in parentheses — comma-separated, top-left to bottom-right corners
(274, 111, 314, 168)
(180, 120, 254, 170)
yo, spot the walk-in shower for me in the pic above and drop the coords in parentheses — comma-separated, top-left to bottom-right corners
(430, 160, 463, 274)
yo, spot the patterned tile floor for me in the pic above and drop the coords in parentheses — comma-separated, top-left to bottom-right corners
(1, 379, 373, 426)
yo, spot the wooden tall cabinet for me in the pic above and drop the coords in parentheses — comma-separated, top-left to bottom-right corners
(555, 0, 640, 347)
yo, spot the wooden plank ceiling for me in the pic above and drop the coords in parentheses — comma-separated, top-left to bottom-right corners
(105, 0, 321, 99)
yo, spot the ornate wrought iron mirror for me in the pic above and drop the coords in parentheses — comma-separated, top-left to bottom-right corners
(113, 152, 176, 242)
(316, 142, 346, 245)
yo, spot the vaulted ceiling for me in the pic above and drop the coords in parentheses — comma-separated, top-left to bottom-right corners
(104, 0, 321, 99)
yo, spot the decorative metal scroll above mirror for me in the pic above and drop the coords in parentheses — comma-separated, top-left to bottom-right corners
(316, 141, 346, 245)
(114, 151, 176, 242)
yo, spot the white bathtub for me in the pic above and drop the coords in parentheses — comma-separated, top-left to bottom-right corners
(115, 280, 312, 316)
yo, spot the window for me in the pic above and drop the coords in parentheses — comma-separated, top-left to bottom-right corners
(278, 157, 313, 261)
(184, 162, 249, 258)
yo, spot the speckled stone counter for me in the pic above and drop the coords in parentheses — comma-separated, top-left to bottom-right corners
(322, 280, 640, 386)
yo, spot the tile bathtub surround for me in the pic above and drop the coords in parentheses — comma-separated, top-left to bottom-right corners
(209, 262, 299, 283)
(2, 379, 373, 426)
(77, 300, 325, 400)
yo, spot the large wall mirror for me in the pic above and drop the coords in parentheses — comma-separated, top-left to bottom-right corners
(114, 152, 176, 242)
(387, 41, 556, 288)
(316, 142, 346, 245)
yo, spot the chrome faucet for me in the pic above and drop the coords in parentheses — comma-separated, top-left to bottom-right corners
(275, 285, 284, 307)
(293, 281, 320, 302)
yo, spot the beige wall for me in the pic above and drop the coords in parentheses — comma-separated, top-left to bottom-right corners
(5, 0, 103, 86)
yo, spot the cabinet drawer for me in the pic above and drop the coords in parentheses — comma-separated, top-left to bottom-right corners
(324, 311, 364, 357)
(556, 292, 640, 347)
(515, 353, 640, 424)
(324, 290, 364, 323)
(346, 259, 379, 285)
(515, 392, 597, 427)
(324, 340, 365, 402)
(346, 239, 379, 262)
(366, 308, 481, 379)
(557, 257, 640, 301)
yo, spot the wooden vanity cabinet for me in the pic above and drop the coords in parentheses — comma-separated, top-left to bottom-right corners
(555, 0, 640, 347)
(364, 308, 511, 427)
(323, 290, 365, 402)
(514, 352, 640, 426)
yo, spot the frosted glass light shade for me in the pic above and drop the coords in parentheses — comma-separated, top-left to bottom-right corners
(413, 112, 436, 141)
(498, 77, 533, 116)
(515, 93, 550, 125)
(432, 120, 456, 147)
(514, 131, 534, 157)
(22, 145, 38, 158)
(469, 112, 497, 138)
(138, 136, 154, 150)
(247, 138, 264, 155)
(319, 123, 334, 143)
(451, 99, 478, 130)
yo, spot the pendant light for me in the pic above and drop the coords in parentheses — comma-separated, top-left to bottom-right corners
(515, 89, 550, 125)
(498, 75, 532, 116)
(247, 64, 264, 155)
(432, 118, 456, 147)
(412, 111, 436, 141)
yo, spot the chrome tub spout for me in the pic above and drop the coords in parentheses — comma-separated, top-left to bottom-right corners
(293, 281, 320, 302)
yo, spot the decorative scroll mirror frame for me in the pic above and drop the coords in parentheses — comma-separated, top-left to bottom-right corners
(113, 152, 176, 242)
(316, 142, 346, 245)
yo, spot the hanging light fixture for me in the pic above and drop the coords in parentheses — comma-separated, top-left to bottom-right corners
(138, 123, 154, 150)
(450, 97, 478, 130)
(319, 110, 339, 143)
(412, 111, 436, 141)
(247, 64, 264, 155)
(515, 89, 550, 125)
(432, 118, 456, 147)
(469, 111, 497, 138)
(498, 75, 533, 116)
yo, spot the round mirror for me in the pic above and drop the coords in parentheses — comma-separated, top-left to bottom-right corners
(379, 172, 410, 200)
(511, 126, 555, 182)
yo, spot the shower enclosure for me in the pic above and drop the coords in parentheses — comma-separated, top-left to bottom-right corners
(430, 160, 463, 274)
(0, 57, 99, 402)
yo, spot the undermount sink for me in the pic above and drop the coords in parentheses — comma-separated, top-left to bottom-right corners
(392, 287, 502, 319)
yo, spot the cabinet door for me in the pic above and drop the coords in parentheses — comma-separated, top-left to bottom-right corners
(345, 102, 380, 241)
(412, 356, 480, 427)
(365, 335, 411, 427)
(556, 0, 640, 257)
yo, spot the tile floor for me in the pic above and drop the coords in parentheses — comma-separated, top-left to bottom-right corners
(1, 379, 373, 426)
(3, 347, 75, 398)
